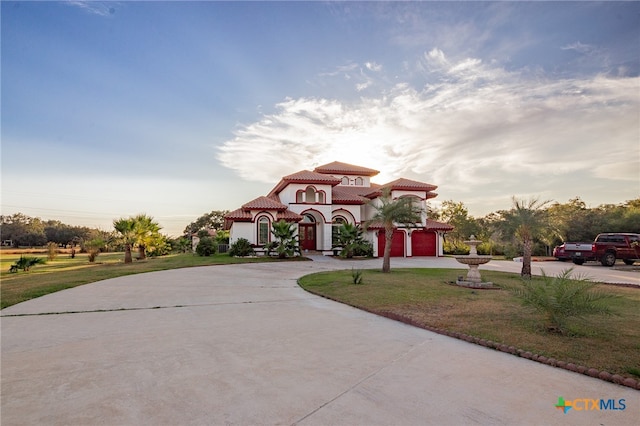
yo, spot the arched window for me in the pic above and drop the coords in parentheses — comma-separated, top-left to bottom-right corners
(257, 216, 270, 245)
(303, 214, 316, 223)
(355, 177, 363, 186)
(318, 191, 325, 204)
(306, 186, 316, 203)
(296, 190, 304, 203)
(341, 176, 349, 185)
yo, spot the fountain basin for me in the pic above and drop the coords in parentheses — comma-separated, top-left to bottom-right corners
(453, 255, 492, 265)
(453, 236, 493, 288)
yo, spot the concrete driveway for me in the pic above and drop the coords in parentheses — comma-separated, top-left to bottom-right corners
(1, 258, 638, 425)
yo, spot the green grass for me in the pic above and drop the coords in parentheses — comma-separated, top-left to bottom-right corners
(298, 268, 640, 378)
(0, 251, 306, 309)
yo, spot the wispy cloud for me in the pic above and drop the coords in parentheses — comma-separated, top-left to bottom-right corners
(561, 41, 595, 54)
(65, 1, 117, 17)
(218, 49, 639, 207)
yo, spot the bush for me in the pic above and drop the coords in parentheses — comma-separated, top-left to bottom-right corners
(229, 238, 255, 257)
(10, 256, 46, 272)
(196, 237, 216, 256)
(501, 269, 618, 334)
(352, 241, 374, 257)
(85, 238, 106, 263)
(351, 268, 364, 284)
(46, 242, 58, 261)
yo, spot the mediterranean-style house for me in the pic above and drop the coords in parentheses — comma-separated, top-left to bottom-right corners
(224, 161, 453, 257)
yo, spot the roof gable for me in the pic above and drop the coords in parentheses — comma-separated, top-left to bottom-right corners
(268, 170, 340, 196)
(380, 178, 438, 192)
(242, 196, 288, 211)
(314, 161, 380, 177)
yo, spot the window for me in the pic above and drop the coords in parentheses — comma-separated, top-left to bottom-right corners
(258, 217, 270, 245)
(355, 177, 363, 186)
(306, 186, 315, 203)
(341, 176, 349, 185)
(296, 190, 304, 203)
(318, 191, 325, 203)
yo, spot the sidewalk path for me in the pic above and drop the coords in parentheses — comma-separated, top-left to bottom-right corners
(1, 258, 638, 425)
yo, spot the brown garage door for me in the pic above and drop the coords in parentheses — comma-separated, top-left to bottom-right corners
(412, 230, 437, 256)
(378, 230, 405, 257)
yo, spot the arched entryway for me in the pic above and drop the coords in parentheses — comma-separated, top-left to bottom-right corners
(377, 230, 405, 257)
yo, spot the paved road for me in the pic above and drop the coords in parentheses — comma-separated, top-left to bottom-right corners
(1, 258, 638, 425)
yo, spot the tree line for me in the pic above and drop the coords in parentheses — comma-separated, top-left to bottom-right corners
(3, 197, 638, 262)
(433, 197, 640, 258)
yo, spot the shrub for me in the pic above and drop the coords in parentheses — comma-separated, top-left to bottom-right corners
(351, 268, 364, 284)
(229, 238, 255, 257)
(352, 241, 374, 257)
(267, 220, 300, 258)
(46, 242, 58, 261)
(85, 238, 106, 263)
(501, 268, 618, 334)
(196, 237, 216, 256)
(10, 256, 46, 272)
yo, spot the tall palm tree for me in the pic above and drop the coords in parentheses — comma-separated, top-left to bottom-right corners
(132, 214, 161, 260)
(498, 197, 550, 278)
(366, 189, 423, 273)
(113, 217, 136, 263)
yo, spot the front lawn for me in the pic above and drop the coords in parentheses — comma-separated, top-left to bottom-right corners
(298, 268, 640, 381)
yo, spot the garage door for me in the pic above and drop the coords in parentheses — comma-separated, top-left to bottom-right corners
(412, 231, 437, 256)
(378, 230, 405, 257)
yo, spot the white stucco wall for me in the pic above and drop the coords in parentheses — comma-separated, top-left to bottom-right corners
(229, 222, 253, 245)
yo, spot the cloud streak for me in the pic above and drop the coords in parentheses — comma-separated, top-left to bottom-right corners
(65, 1, 117, 17)
(218, 49, 639, 211)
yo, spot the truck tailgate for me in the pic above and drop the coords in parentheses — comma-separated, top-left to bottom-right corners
(564, 243, 594, 252)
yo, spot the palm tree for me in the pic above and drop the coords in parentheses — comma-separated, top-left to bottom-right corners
(498, 197, 550, 278)
(334, 223, 364, 258)
(113, 217, 136, 263)
(132, 214, 161, 260)
(366, 189, 423, 273)
(267, 220, 300, 259)
(502, 269, 616, 334)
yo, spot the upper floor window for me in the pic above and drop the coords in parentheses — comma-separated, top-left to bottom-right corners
(296, 186, 325, 204)
(355, 177, 363, 186)
(341, 176, 349, 185)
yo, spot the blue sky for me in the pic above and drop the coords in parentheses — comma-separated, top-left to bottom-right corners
(2, 1, 639, 236)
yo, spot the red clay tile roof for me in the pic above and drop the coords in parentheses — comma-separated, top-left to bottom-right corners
(364, 178, 438, 198)
(314, 161, 380, 176)
(242, 196, 288, 211)
(332, 185, 378, 204)
(224, 208, 252, 223)
(380, 178, 438, 192)
(363, 220, 453, 231)
(283, 170, 342, 183)
(425, 219, 454, 231)
(268, 170, 341, 196)
(276, 210, 304, 222)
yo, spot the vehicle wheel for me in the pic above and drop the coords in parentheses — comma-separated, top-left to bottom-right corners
(601, 252, 616, 267)
(572, 258, 585, 265)
(623, 259, 636, 266)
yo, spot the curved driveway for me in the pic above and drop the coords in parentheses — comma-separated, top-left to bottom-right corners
(1, 257, 638, 425)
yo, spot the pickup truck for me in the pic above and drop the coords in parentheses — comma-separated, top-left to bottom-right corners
(556, 233, 639, 266)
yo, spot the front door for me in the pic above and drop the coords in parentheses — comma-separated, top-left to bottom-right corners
(299, 224, 316, 251)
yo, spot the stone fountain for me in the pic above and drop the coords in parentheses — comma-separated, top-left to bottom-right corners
(454, 235, 493, 288)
